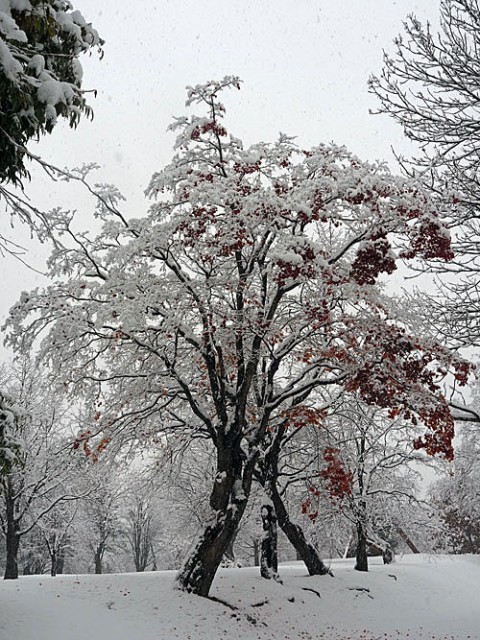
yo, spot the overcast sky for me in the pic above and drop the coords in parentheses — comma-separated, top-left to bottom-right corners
(0, 0, 441, 358)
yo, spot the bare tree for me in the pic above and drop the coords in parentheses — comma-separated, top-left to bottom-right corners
(370, 0, 480, 355)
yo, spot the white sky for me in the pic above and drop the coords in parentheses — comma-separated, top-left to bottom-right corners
(0, 0, 441, 357)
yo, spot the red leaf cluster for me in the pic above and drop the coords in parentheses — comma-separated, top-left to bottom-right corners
(283, 405, 327, 429)
(320, 447, 353, 501)
(72, 430, 110, 463)
(351, 237, 396, 285)
(275, 246, 317, 287)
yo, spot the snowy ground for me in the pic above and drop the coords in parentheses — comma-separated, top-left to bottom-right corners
(1, 554, 479, 640)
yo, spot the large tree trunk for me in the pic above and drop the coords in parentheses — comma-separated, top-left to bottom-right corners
(355, 437, 368, 572)
(176, 435, 255, 597)
(270, 481, 331, 576)
(260, 503, 280, 580)
(176, 510, 245, 596)
(355, 518, 368, 572)
(4, 476, 20, 580)
(94, 544, 104, 574)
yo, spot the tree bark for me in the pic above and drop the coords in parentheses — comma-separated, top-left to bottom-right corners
(175, 434, 255, 596)
(94, 544, 104, 574)
(223, 530, 238, 566)
(50, 549, 57, 577)
(355, 518, 368, 572)
(355, 435, 368, 572)
(253, 538, 260, 567)
(4, 476, 20, 580)
(260, 503, 279, 580)
(270, 482, 331, 576)
(56, 547, 65, 574)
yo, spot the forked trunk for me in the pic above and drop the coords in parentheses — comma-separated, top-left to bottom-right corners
(176, 436, 255, 596)
(270, 478, 331, 576)
(259, 427, 331, 577)
(176, 507, 246, 597)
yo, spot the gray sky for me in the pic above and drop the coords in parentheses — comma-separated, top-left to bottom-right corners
(0, 0, 441, 357)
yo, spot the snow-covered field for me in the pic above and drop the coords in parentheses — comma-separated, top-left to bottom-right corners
(1, 554, 479, 640)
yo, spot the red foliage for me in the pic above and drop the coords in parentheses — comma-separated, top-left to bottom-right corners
(301, 448, 353, 522)
(320, 447, 353, 501)
(403, 218, 454, 261)
(283, 405, 327, 429)
(72, 430, 110, 463)
(275, 245, 317, 287)
(351, 236, 397, 285)
(341, 322, 473, 460)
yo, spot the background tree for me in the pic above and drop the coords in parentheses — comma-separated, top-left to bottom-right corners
(75, 460, 125, 575)
(0, 361, 83, 579)
(122, 482, 162, 572)
(430, 422, 480, 554)
(319, 398, 427, 571)
(36, 494, 79, 576)
(369, 0, 480, 355)
(5, 78, 471, 597)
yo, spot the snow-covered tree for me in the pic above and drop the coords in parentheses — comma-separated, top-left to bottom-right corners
(0, 361, 85, 579)
(5, 78, 471, 596)
(123, 493, 159, 572)
(0, 0, 103, 187)
(0, 388, 23, 477)
(75, 460, 125, 574)
(430, 423, 480, 554)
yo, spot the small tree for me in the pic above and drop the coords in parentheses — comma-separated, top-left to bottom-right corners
(302, 398, 429, 571)
(123, 494, 159, 572)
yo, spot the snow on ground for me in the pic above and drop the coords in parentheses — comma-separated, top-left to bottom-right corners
(1, 554, 479, 640)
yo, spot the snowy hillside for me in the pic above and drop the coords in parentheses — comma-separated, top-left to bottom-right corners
(1, 554, 479, 640)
